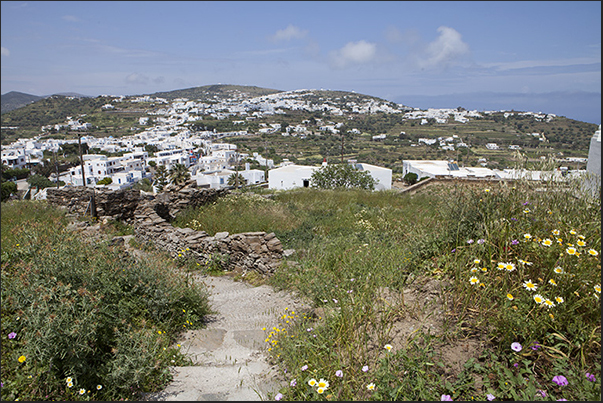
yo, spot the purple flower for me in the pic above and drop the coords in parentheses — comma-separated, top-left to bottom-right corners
(362, 365, 369, 372)
(275, 393, 283, 401)
(301, 365, 308, 371)
(332, 298, 338, 303)
(477, 239, 485, 244)
(8, 332, 16, 339)
(290, 379, 297, 387)
(513, 363, 519, 368)
(552, 375, 568, 386)
(467, 239, 474, 244)
(557, 399, 567, 401)
(347, 290, 353, 294)
(538, 390, 547, 398)
(511, 342, 522, 352)
(487, 393, 495, 401)
(523, 201, 530, 205)
(451, 248, 456, 253)
(586, 373, 596, 382)
(531, 342, 541, 351)
(441, 394, 453, 401)
(511, 239, 519, 245)
(511, 218, 518, 221)
(335, 370, 343, 378)
(1, 382, 3, 388)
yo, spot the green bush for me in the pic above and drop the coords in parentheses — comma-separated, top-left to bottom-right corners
(1, 201, 212, 401)
(96, 177, 112, 185)
(1, 181, 18, 201)
(403, 172, 418, 185)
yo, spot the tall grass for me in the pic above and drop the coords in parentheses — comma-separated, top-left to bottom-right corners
(1, 201, 213, 401)
(175, 180, 600, 401)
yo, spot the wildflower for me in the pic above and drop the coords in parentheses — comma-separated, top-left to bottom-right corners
(511, 239, 519, 245)
(335, 370, 343, 378)
(538, 390, 547, 398)
(66, 377, 73, 383)
(524, 233, 532, 241)
(523, 209, 530, 214)
(533, 294, 545, 304)
(67, 381, 74, 388)
(552, 375, 568, 386)
(478, 239, 485, 244)
(531, 342, 541, 350)
(518, 259, 533, 266)
(541, 238, 553, 247)
(569, 229, 577, 235)
(594, 285, 601, 294)
(317, 379, 329, 389)
(511, 342, 522, 352)
(384, 344, 393, 352)
(18, 355, 26, 363)
(549, 279, 557, 286)
(470, 276, 480, 285)
(497, 262, 506, 270)
(332, 299, 338, 303)
(362, 365, 369, 372)
(441, 394, 453, 401)
(367, 383, 375, 391)
(290, 379, 297, 387)
(507, 293, 514, 300)
(505, 262, 516, 272)
(8, 332, 16, 339)
(467, 239, 474, 244)
(566, 247, 577, 255)
(470, 267, 478, 273)
(473, 259, 481, 265)
(523, 280, 537, 291)
(555, 296, 564, 304)
(317, 387, 325, 394)
(79, 388, 86, 395)
(308, 378, 317, 387)
(586, 373, 596, 382)
(554, 267, 564, 274)
(588, 249, 599, 256)
(275, 393, 283, 400)
(552, 229, 560, 236)
(549, 313, 554, 319)
(487, 393, 495, 401)
(577, 240, 586, 247)
(484, 189, 490, 193)
(97, 385, 102, 390)
(481, 267, 488, 273)
(301, 365, 308, 371)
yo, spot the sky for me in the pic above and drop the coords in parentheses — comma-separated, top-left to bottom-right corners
(1, 1, 601, 123)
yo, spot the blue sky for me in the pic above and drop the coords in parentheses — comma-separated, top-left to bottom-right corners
(1, 1, 601, 123)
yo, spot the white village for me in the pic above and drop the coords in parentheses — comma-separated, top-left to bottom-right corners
(2, 89, 601, 199)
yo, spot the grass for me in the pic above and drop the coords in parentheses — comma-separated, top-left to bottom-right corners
(1, 201, 213, 401)
(175, 176, 600, 401)
(1, 172, 600, 401)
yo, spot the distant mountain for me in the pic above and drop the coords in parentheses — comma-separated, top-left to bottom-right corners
(1, 91, 44, 114)
(1, 91, 91, 114)
(146, 84, 283, 102)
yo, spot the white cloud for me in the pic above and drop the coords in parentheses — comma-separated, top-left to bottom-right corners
(62, 15, 81, 22)
(1, 46, 10, 57)
(271, 24, 308, 42)
(329, 40, 377, 69)
(416, 26, 470, 69)
(125, 73, 150, 85)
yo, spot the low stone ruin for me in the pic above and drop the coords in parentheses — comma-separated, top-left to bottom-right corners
(45, 186, 289, 276)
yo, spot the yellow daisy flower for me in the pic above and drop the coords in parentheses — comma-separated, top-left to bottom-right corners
(566, 247, 577, 255)
(555, 296, 564, 304)
(533, 294, 544, 304)
(523, 280, 537, 291)
(470, 276, 480, 285)
(588, 249, 599, 257)
(541, 238, 553, 247)
(507, 293, 514, 300)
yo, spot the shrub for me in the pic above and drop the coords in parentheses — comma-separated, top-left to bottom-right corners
(311, 163, 376, 190)
(1, 201, 212, 401)
(403, 172, 418, 185)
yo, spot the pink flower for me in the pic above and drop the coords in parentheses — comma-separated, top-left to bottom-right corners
(552, 375, 568, 386)
(275, 393, 283, 400)
(8, 332, 17, 339)
(335, 370, 343, 378)
(301, 365, 308, 371)
(511, 342, 522, 352)
(362, 365, 369, 372)
(487, 393, 495, 401)
(586, 373, 596, 382)
(441, 394, 453, 401)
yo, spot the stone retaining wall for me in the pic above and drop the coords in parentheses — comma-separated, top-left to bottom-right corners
(46, 186, 287, 276)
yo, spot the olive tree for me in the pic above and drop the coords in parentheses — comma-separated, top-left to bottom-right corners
(310, 163, 376, 190)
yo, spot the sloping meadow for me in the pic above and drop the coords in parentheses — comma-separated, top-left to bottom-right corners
(176, 182, 601, 401)
(1, 201, 213, 401)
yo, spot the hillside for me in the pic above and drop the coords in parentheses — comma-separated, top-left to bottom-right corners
(1, 91, 43, 114)
(146, 84, 282, 102)
(1, 84, 598, 172)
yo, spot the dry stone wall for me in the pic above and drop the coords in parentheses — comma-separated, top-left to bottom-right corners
(45, 186, 287, 276)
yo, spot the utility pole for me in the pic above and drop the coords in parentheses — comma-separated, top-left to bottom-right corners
(341, 131, 344, 163)
(78, 133, 96, 217)
(53, 149, 59, 189)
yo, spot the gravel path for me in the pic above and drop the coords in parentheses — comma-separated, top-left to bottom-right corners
(144, 274, 308, 401)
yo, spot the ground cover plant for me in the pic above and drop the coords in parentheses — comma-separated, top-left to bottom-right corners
(1, 201, 213, 401)
(175, 177, 600, 401)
